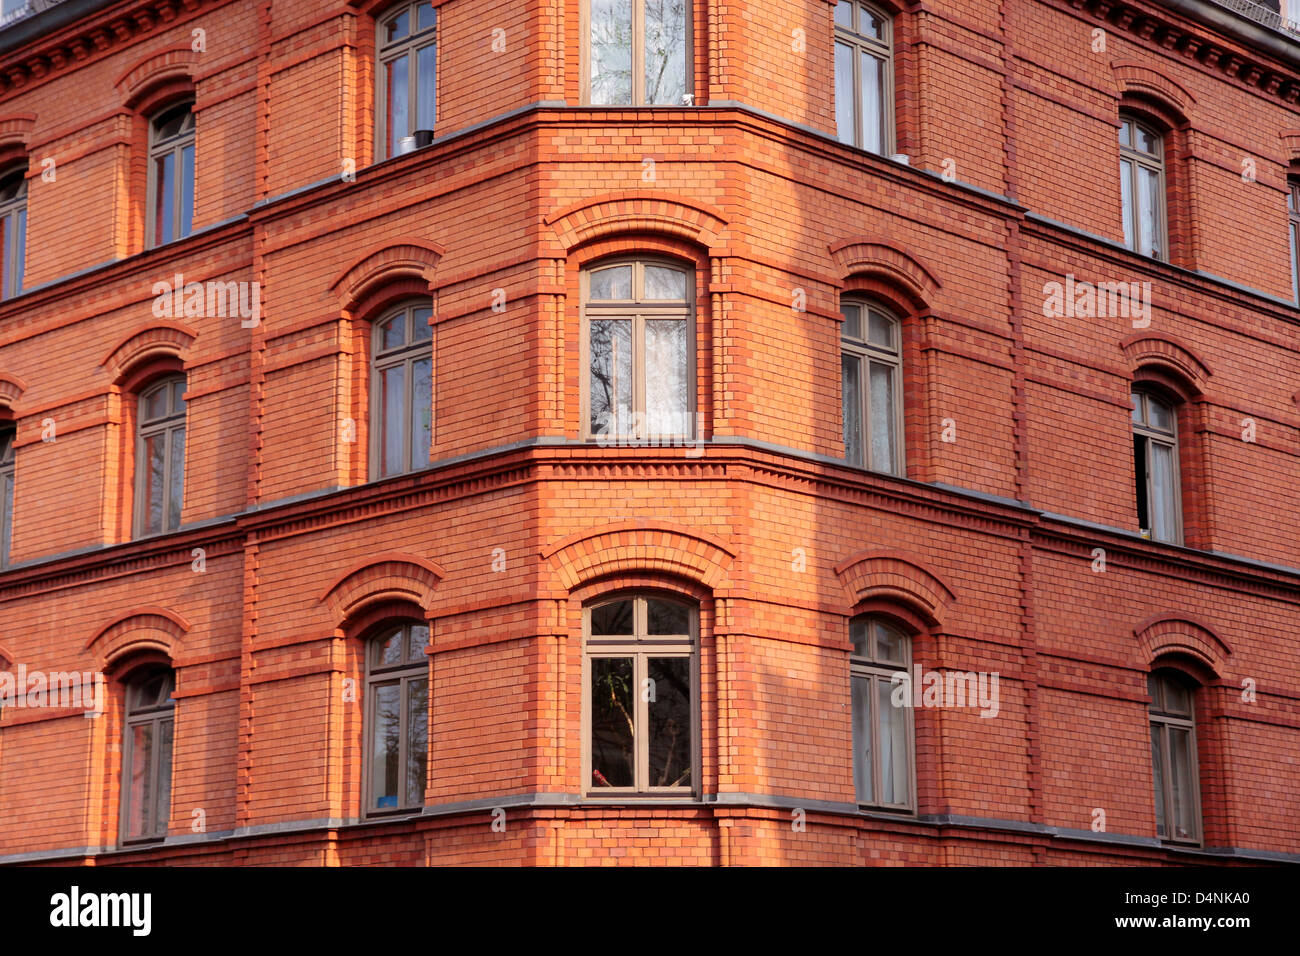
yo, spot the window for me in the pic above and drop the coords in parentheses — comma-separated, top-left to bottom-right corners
(136, 377, 186, 537)
(0, 427, 12, 569)
(849, 616, 913, 810)
(365, 621, 429, 813)
(834, 1, 893, 154)
(841, 299, 902, 473)
(371, 302, 432, 478)
(1288, 177, 1299, 303)
(1149, 670, 1201, 844)
(585, 594, 696, 795)
(1132, 390, 1181, 544)
(377, 1, 437, 159)
(0, 169, 25, 299)
(587, 0, 690, 106)
(1119, 115, 1167, 260)
(147, 103, 195, 248)
(583, 259, 693, 440)
(121, 667, 175, 842)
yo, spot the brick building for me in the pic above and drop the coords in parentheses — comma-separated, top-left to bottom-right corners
(0, 0, 1295, 866)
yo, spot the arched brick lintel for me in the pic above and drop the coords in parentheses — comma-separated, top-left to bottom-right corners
(116, 47, 200, 112)
(100, 322, 197, 386)
(1111, 61, 1197, 124)
(330, 241, 445, 314)
(319, 553, 446, 628)
(541, 522, 736, 593)
(86, 607, 190, 668)
(834, 550, 956, 628)
(1135, 613, 1231, 677)
(544, 193, 729, 254)
(829, 239, 941, 312)
(1121, 332, 1212, 397)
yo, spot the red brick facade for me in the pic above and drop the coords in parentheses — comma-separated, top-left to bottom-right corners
(0, 0, 1296, 866)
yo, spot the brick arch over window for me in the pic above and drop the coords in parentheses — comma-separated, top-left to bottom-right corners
(829, 239, 940, 313)
(1134, 613, 1231, 677)
(100, 322, 197, 386)
(116, 48, 201, 113)
(544, 193, 729, 254)
(541, 522, 736, 593)
(1121, 332, 1211, 398)
(0, 640, 12, 669)
(833, 550, 955, 629)
(85, 607, 189, 669)
(1279, 130, 1300, 164)
(319, 553, 446, 629)
(0, 115, 33, 170)
(1110, 62, 1196, 124)
(330, 240, 444, 316)
(0, 372, 26, 413)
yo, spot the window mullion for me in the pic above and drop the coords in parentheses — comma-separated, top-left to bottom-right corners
(870, 674, 882, 805)
(398, 674, 410, 808)
(633, 0, 644, 106)
(635, 652, 649, 790)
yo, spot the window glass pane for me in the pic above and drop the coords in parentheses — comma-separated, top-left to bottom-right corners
(643, 265, 686, 300)
(852, 674, 873, 802)
(2, 213, 12, 299)
(156, 718, 173, 834)
(643, 0, 687, 105)
(842, 353, 862, 466)
(647, 599, 689, 635)
(416, 1, 435, 33)
(850, 617, 870, 657)
(645, 319, 688, 435)
(1137, 165, 1158, 257)
(835, 1, 852, 27)
(1290, 222, 1298, 302)
(12, 207, 22, 296)
(387, 54, 410, 154)
(1169, 727, 1196, 840)
(862, 8, 884, 39)
(1136, 124, 1158, 155)
(128, 723, 155, 837)
(589, 265, 632, 300)
(591, 600, 634, 636)
(155, 153, 174, 245)
(412, 307, 432, 342)
(410, 356, 431, 468)
(1146, 673, 1160, 708)
(589, 318, 633, 436)
(375, 628, 403, 667)
(371, 683, 401, 808)
(1163, 677, 1190, 716)
(145, 433, 165, 534)
(868, 360, 896, 473)
(835, 41, 855, 146)
(180, 144, 194, 239)
(841, 302, 861, 340)
(873, 621, 905, 664)
(860, 49, 883, 154)
(144, 387, 169, 422)
(1120, 119, 1132, 146)
(167, 426, 185, 530)
(867, 310, 894, 350)
(1120, 159, 1134, 250)
(387, 9, 410, 42)
(1131, 392, 1142, 424)
(172, 380, 186, 412)
(1150, 725, 1166, 838)
(381, 363, 406, 475)
(1, 473, 12, 565)
(381, 315, 406, 350)
(590, 657, 635, 787)
(877, 676, 909, 805)
(406, 677, 428, 806)
(1148, 397, 1173, 433)
(406, 624, 430, 661)
(416, 43, 436, 131)
(648, 656, 690, 787)
(590, 0, 633, 105)
(1149, 441, 1177, 542)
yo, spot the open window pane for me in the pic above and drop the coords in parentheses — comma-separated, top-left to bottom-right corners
(590, 657, 635, 788)
(590, 0, 633, 105)
(1138, 166, 1159, 257)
